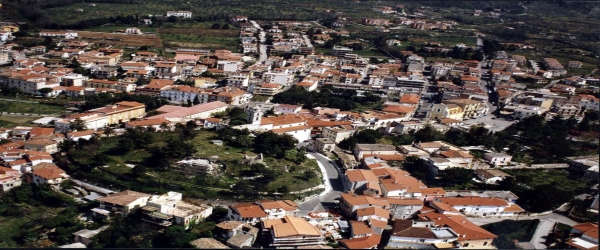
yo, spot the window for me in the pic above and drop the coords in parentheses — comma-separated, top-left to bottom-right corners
(464, 243, 469, 247)
(475, 208, 479, 210)
(483, 242, 488, 246)
(419, 239, 425, 243)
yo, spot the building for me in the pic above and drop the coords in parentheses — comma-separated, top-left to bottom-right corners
(567, 223, 598, 250)
(72, 226, 109, 247)
(262, 216, 325, 248)
(190, 238, 228, 249)
(275, 104, 302, 114)
(332, 46, 353, 57)
(32, 165, 69, 186)
(353, 144, 399, 161)
(166, 11, 192, 18)
(146, 101, 228, 124)
(444, 99, 484, 119)
(417, 213, 497, 248)
(322, 127, 354, 144)
(345, 169, 380, 194)
(339, 235, 381, 249)
(141, 192, 213, 229)
(256, 200, 298, 219)
(24, 138, 58, 154)
(432, 197, 522, 217)
(227, 203, 268, 224)
(474, 169, 511, 184)
(252, 83, 282, 96)
(0, 167, 22, 192)
(388, 219, 459, 249)
(483, 152, 512, 166)
(95, 190, 151, 216)
(311, 138, 335, 153)
(427, 103, 464, 121)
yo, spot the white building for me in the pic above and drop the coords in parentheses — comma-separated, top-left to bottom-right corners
(262, 72, 294, 85)
(483, 152, 512, 166)
(142, 191, 213, 229)
(166, 11, 192, 18)
(54, 113, 108, 133)
(217, 61, 242, 73)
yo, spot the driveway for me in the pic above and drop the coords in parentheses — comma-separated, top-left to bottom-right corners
(296, 152, 344, 214)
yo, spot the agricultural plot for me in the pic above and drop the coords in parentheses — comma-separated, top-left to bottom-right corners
(431, 36, 477, 47)
(77, 31, 162, 48)
(159, 28, 240, 51)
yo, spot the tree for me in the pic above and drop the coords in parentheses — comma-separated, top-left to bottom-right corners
(67, 57, 81, 68)
(37, 87, 53, 96)
(402, 156, 430, 181)
(103, 127, 115, 137)
(161, 226, 195, 248)
(69, 118, 87, 131)
(253, 131, 297, 158)
(210, 23, 221, 29)
(438, 168, 475, 188)
(192, 95, 200, 105)
(222, 23, 230, 29)
(339, 129, 383, 150)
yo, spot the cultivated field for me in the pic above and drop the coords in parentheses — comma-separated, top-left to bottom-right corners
(77, 31, 162, 47)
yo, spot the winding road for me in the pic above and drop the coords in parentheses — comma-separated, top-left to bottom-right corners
(296, 151, 345, 214)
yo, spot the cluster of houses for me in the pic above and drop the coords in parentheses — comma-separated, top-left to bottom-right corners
(219, 158, 524, 249)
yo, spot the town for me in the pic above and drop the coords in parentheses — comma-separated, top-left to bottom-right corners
(0, 1, 598, 249)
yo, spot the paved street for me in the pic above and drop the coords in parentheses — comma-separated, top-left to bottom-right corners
(296, 152, 344, 214)
(250, 20, 268, 63)
(463, 115, 516, 132)
(468, 212, 578, 249)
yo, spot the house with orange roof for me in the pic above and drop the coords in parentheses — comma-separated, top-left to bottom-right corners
(339, 234, 381, 249)
(296, 81, 318, 92)
(95, 190, 151, 216)
(275, 104, 302, 115)
(262, 216, 325, 247)
(0, 166, 22, 192)
(251, 83, 282, 96)
(387, 219, 460, 249)
(24, 138, 59, 154)
(345, 169, 380, 194)
(31, 164, 69, 186)
(126, 118, 171, 131)
(339, 193, 390, 218)
(66, 130, 96, 141)
(255, 200, 298, 219)
(353, 144, 400, 161)
(417, 212, 497, 248)
(432, 197, 523, 217)
(322, 126, 355, 144)
(227, 203, 268, 224)
(146, 101, 228, 124)
(383, 105, 416, 117)
(399, 94, 421, 107)
(567, 223, 598, 250)
(350, 220, 376, 238)
(28, 127, 55, 139)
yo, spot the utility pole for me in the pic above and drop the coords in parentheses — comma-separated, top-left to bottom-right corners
(568, 205, 576, 218)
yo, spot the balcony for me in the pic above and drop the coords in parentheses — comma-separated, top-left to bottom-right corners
(141, 206, 173, 227)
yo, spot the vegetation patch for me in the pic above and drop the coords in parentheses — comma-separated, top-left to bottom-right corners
(0, 100, 65, 114)
(482, 219, 540, 249)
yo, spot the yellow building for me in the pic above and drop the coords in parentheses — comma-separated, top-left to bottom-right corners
(191, 77, 217, 88)
(444, 99, 483, 119)
(88, 101, 146, 125)
(2, 25, 19, 33)
(427, 103, 464, 121)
